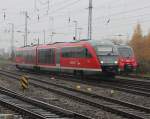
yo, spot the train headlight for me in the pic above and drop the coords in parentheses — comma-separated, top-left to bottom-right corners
(114, 61, 118, 64)
(101, 61, 104, 64)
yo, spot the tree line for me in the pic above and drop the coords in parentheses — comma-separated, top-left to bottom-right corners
(129, 24, 150, 72)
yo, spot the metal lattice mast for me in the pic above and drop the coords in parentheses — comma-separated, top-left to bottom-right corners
(25, 11, 28, 46)
(73, 20, 78, 40)
(9, 23, 14, 60)
(88, 0, 93, 40)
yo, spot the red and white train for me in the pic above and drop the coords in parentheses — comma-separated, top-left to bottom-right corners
(15, 40, 119, 77)
(117, 45, 138, 73)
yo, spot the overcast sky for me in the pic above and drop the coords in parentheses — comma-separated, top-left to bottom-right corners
(0, 0, 150, 51)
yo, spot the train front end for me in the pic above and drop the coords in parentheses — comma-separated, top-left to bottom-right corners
(117, 46, 138, 73)
(90, 41, 119, 75)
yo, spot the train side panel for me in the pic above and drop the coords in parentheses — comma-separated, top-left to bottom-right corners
(59, 42, 102, 75)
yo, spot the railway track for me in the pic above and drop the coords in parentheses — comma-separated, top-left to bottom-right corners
(6, 65, 150, 95)
(119, 74, 150, 80)
(99, 77, 150, 95)
(56, 74, 150, 97)
(13, 68, 150, 97)
(116, 75, 150, 86)
(1, 70, 150, 119)
(0, 80, 90, 119)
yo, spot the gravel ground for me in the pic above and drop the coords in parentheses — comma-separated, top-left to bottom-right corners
(0, 105, 23, 119)
(0, 106, 13, 119)
(1, 64, 150, 119)
(0, 74, 125, 119)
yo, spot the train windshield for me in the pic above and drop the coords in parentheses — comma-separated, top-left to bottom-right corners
(118, 47, 133, 57)
(95, 46, 118, 56)
(95, 45, 118, 65)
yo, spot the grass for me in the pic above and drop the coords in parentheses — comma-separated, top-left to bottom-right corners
(142, 73, 150, 77)
(0, 58, 11, 68)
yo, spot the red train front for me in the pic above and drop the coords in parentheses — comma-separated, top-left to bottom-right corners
(117, 45, 138, 73)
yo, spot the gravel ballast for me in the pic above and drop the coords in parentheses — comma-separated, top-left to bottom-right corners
(0, 74, 125, 119)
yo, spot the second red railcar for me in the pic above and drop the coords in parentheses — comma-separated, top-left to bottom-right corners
(117, 45, 138, 73)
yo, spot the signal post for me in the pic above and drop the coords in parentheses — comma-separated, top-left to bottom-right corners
(20, 75, 29, 92)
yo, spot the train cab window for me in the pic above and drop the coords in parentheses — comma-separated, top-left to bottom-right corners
(95, 45, 118, 56)
(38, 49, 55, 64)
(118, 47, 133, 57)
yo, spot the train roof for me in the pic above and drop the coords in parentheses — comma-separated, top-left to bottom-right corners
(16, 45, 37, 51)
(16, 39, 115, 50)
(88, 40, 114, 46)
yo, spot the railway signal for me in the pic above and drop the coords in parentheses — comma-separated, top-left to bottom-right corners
(20, 75, 29, 92)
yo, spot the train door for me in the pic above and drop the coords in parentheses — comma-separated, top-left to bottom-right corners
(60, 47, 77, 68)
(77, 47, 93, 69)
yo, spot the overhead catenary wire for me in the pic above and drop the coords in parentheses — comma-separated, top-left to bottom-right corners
(4, 14, 150, 35)
(49, 0, 82, 15)
(92, 18, 150, 36)
(2, 0, 150, 43)
(95, 4, 150, 20)
(36, 0, 48, 5)
(30, 1, 150, 27)
(31, 0, 121, 23)
(2, 11, 149, 36)
(13, 12, 150, 36)
(34, 0, 79, 14)
(28, 0, 85, 26)
(3, 1, 150, 24)
(6, 0, 148, 29)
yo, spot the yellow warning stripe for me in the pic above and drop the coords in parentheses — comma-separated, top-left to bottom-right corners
(21, 81, 28, 86)
(22, 80, 28, 86)
(23, 75, 29, 79)
(21, 82, 28, 89)
(20, 76, 28, 89)
(22, 77, 28, 84)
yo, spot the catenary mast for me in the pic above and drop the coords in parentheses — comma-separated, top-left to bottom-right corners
(88, 0, 93, 40)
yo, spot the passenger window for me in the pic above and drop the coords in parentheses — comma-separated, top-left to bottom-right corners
(61, 47, 92, 58)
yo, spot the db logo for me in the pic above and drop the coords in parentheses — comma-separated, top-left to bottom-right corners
(70, 61, 76, 65)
